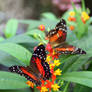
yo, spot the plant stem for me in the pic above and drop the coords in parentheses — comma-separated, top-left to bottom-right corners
(63, 82, 70, 92)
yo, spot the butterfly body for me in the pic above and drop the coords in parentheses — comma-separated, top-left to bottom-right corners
(46, 19, 86, 54)
(9, 45, 51, 85)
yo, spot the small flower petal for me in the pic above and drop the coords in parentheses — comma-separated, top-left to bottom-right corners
(52, 83, 60, 91)
(69, 25, 75, 31)
(68, 16, 76, 22)
(54, 69, 62, 76)
(40, 86, 48, 92)
(46, 56, 52, 63)
(26, 81, 34, 88)
(54, 59, 61, 66)
(69, 11, 75, 16)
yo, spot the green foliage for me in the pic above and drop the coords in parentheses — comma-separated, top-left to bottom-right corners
(0, 43, 31, 66)
(3, 34, 38, 44)
(41, 12, 57, 20)
(0, 71, 28, 89)
(71, 2, 86, 39)
(4, 19, 18, 38)
(0, 37, 5, 42)
(62, 0, 92, 39)
(74, 84, 91, 92)
(61, 71, 92, 88)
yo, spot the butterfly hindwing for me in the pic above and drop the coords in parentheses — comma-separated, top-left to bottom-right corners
(54, 43, 86, 54)
(41, 62, 52, 80)
(9, 65, 41, 85)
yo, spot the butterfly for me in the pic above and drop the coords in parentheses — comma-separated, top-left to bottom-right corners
(45, 19, 86, 54)
(9, 45, 51, 86)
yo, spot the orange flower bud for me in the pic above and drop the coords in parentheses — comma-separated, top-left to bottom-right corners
(68, 16, 76, 22)
(38, 24, 45, 31)
(69, 25, 75, 31)
(81, 17, 86, 24)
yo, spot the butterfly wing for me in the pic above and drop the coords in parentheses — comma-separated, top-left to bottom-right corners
(9, 45, 51, 85)
(9, 65, 41, 85)
(46, 19, 67, 47)
(54, 43, 86, 54)
(30, 45, 51, 80)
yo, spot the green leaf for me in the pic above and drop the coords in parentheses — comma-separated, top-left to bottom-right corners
(41, 12, 57, 20)
(63, 82, 70, 92)
(74, 84, 91, 92)
(65, 55, 89, 72)
(0, 71, 28, 89)
(0, 43, 32, 66)
(19, 19, 58, 30)
(26, 29, 46, 43)
(61, 71, 92, 88)
(82, 0, 86, 11)
(26, 29, 45, 39)
(62, 55, 80, 72)
(0, 37, 5, 42)
(0, 88, 31, 92)
(2, 34, 38, 44)
(4, 19, 18, 38)
(0, 51, 23, 66)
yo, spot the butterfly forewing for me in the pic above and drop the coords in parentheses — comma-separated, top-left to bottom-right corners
(31, 45, 46, 63)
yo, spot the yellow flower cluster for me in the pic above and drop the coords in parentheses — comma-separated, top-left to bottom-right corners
(81, 12, 90, 21)
(52, 84, 60, 91)
(54, 59, 61, 66)
(69, 11, 75, 16)
(46, 56, 51, 63)
(54, 69, 62, 76)
(40, 86, 48, 92)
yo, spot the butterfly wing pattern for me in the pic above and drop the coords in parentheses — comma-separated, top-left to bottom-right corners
(9, 45, 51, 85)
(54, 44, 86, 54)
(46, 19, 86, 54)
(46, 19, 67, 47)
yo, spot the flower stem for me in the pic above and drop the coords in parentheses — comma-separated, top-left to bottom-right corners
(63, 82, 70, 92)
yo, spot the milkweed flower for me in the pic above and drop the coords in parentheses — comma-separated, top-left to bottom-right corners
(69, 11, 75, 16)
(46, 56, 52, 63)
(52, 83, 60, 91)
(68, 16, 76, 22)
(54, 69, 62, 76)
(39, 24, 45, 31)
(40, 86, 48, 92)
(81, 12, 90, 23)
(46, 43, 59, 60)
(69, 25, 75, 31)
(36, 54, 61, 92)
(54, 59, 61, 66)
(26, 81, 34, 88)
(67, 9, 90, 32)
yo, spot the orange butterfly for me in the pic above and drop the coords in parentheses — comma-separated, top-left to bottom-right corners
(45, 19, 86, 54)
